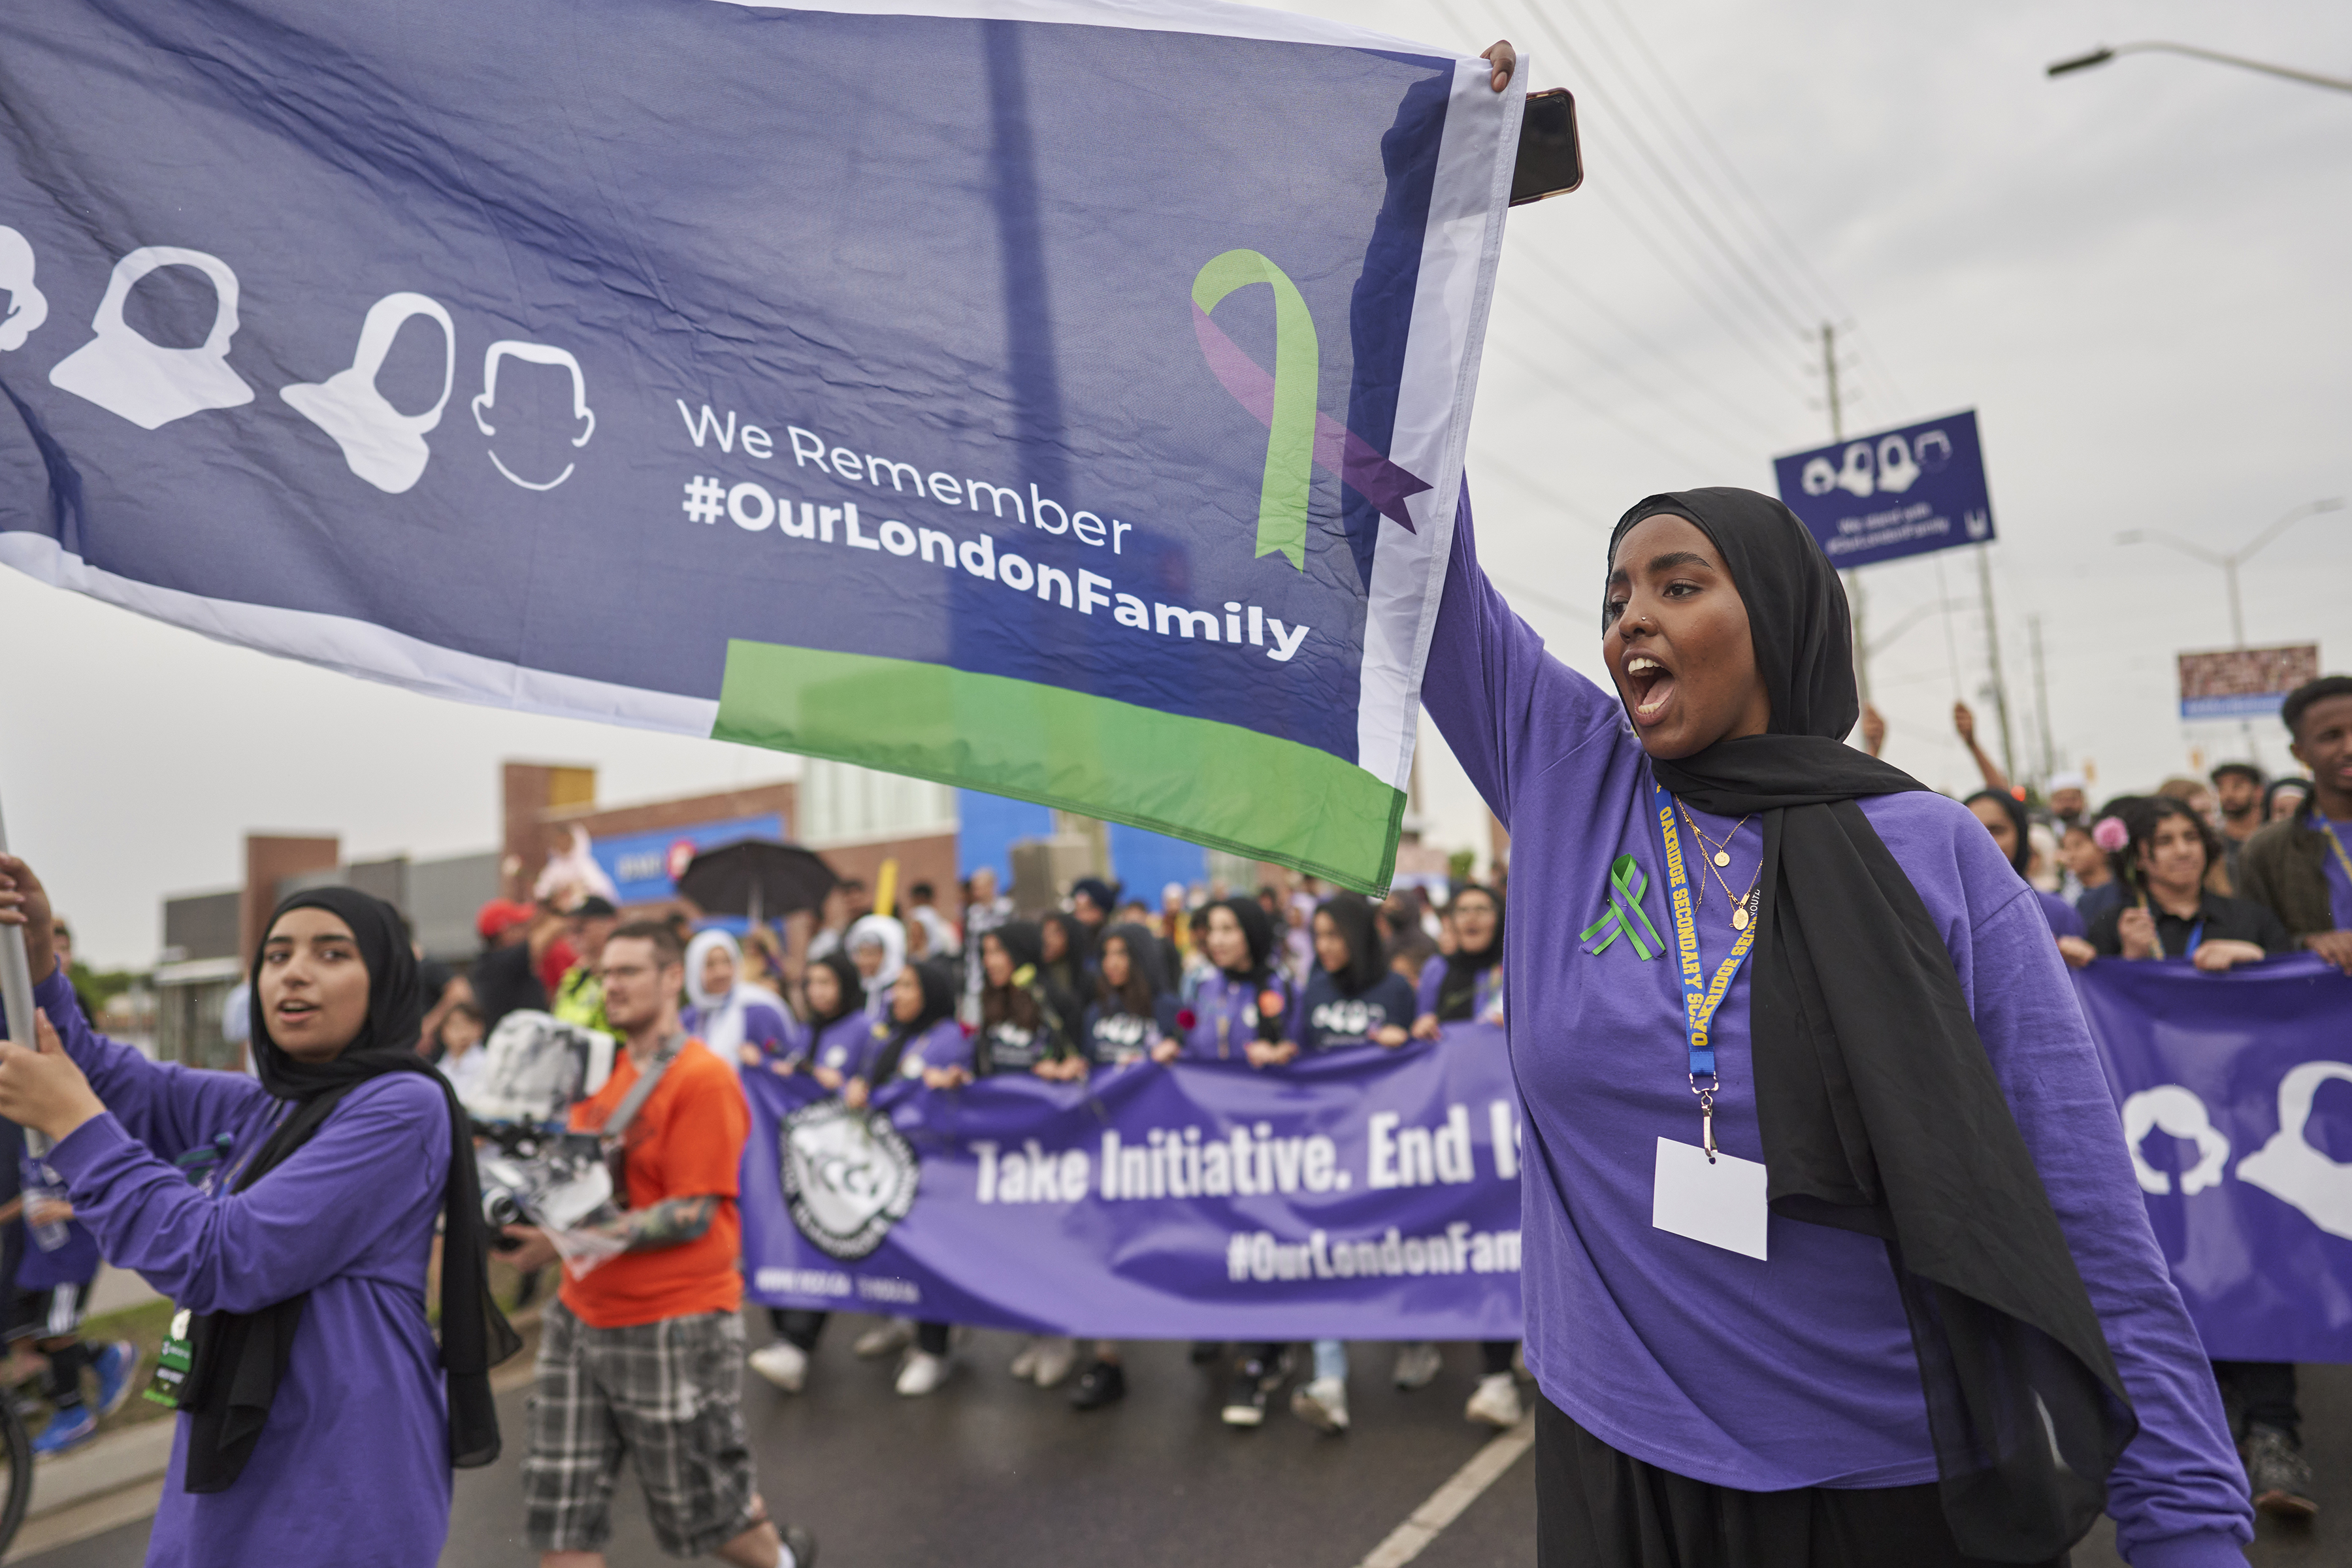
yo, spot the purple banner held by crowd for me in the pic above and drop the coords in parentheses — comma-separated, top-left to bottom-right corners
(739, 1027, 1524, 1342)
(2076, 955, 2352, 1364)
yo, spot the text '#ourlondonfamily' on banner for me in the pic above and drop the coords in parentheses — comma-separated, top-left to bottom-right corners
(738, 1026, 1525, 1343)
(2074, 955, 2352, 1365)
(0, 1, 1527, 892)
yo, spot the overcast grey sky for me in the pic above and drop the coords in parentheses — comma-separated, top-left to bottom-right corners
(3, 0, 2345, 966)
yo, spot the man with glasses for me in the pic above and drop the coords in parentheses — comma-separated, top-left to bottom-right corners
(504, 921, 815, 1568)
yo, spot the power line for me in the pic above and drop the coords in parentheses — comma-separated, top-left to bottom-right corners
(1505, 246, 1810, 447)
(1580, 0, 1848, 326)
(1496, 280, 1786, 450)
(1505, 0, 1820, 341)
(1484, 335, 1743, 478)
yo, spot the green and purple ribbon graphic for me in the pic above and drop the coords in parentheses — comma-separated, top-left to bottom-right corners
(1191, 249, 1432, 570)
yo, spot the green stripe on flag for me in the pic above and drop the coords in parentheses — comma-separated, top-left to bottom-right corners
(713, 640, 1405, 892)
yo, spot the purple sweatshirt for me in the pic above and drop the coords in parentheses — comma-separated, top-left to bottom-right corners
(1421, 497, 2250, 1563)
(1175, 968, 1288, 1062)
(33, 969, 453, 1568)
(1414, 953, 1502, 1024)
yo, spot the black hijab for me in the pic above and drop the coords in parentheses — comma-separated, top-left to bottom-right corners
(866, 960, 960, 1084)
(1609, 489, 2133, 1560)
(1965, 789, 2033, 877)
(1436, 885, 1503, 1022)
(1214, 896, 1275, 981)
(1313, 892, 1386, 996)
(186, 888, 518, 1493)
(805, 949, 864, 1032)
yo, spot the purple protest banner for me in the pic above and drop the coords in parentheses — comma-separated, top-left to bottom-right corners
(2074, 955, 2352, 1364)
(739, 1026, 1524, 1341)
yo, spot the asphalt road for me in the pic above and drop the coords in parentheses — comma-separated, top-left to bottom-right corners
(23, 1324, 2348, 1566)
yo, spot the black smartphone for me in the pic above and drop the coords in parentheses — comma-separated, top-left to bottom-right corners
(1510, 88, 1582, 206)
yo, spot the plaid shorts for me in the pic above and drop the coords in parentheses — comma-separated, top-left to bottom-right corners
(522, 1301, 759, 1557)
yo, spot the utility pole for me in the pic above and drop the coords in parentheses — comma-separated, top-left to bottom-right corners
(1975, 543, 2017, 783)
(1823, 324, 1869, 704)
(2029, 613, 2055, 786)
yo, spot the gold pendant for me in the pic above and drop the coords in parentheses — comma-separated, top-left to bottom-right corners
(1713, 851, 1731, 867)
(1731, 906, 1750, 932)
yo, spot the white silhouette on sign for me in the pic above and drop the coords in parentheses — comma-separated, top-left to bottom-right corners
(472, 340, 594, 491)
(1874, 434, 1919, 493)
(282, 292, 456, 495)
(48, 246, 253, 429)
(2119, 1084, 2232, 1196)
(0, 229, 48, 352)
(1913, 428, 1953, 474)
(1965, 509, 1991, 542)
(2236, 1061, 2352, 1240)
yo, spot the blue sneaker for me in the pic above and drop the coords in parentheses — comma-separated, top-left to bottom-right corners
(31, 1406, 95, 1456)
(93, 1341, 139, 1418)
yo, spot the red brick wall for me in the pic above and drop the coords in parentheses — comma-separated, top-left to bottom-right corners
(240, 834, 340, 962)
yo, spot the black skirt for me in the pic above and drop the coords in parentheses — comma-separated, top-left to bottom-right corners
(1535, 1396, 2070, 1568)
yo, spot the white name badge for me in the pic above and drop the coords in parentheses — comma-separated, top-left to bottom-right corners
(1652, 1137, 1769, 1261)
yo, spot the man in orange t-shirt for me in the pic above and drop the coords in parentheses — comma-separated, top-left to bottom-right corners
(502, 921, 813, 1568)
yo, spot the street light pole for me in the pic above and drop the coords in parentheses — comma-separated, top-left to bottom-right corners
(2116, 497, 2346, 649)
(2048, 41, 2352, 95)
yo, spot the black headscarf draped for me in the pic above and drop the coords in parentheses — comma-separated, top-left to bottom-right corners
(1609, 489, 2134, 1561)
(1214, 896, 1276, 981)
(805, 949, 864, 1032)
(1436, 885, 1503, 1022)
(1965, 789, 2033, 877)
(1313, 892, 1386, 997)
(185, 887, 518, 1494)
(866, 960, 960, 1085)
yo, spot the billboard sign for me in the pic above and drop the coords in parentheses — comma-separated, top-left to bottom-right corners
(2178, 645, 2319, 721)
(1773, 410, 1993, 569)
(590, 813, 784, 906)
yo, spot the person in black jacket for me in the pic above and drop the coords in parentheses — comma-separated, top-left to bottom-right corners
(2083, 797, 2292, 970)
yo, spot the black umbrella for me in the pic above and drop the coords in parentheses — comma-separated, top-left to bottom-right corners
(674, 840, 840, 924)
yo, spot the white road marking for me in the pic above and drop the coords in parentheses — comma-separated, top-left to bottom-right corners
(1354, 1413, 1536, 1568)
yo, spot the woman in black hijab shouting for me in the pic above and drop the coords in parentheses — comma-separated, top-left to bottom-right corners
(0, 859, 515, 1568)
(1417, 193, 2246, 1560)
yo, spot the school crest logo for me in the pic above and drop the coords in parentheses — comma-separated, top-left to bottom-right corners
(779, 1100, 920, 1260)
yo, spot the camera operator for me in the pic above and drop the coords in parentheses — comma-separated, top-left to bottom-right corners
(502, 921, 816, 1568)
(0, 857, 514, 1568)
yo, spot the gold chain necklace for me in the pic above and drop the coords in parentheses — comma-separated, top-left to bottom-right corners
(1677, 800, 1763, 932)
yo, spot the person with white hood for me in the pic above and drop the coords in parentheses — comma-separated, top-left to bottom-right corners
(843, 915, 906, 1018)
(680, 929, 800, 1071)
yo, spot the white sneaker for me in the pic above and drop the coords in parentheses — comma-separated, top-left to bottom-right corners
(854, 1318, 915, 1359)
(895, 1350, 951, 1396)
(1392, 1341, 1443, 1390)
(1007, 1337, 1043, 1381)
(1030, 1335, 1078, 1388)
(1465, 1372, 1522, 1428)
(749, 1341, 808, 1393)
(1290, 1375, 1350, 1433)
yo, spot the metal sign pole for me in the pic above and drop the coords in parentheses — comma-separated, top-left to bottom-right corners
(0, 790, 50, 1157)
(0, 791, 37, 1056)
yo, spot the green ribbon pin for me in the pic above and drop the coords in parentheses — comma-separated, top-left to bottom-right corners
(1190, 248, 1318, 569)
(1580, 855, 1663, 960)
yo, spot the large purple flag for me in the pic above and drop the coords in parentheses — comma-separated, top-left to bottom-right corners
(2075, 955, 2352, 1363)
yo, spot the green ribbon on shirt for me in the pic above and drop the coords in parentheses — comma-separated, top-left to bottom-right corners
(1580, 855, 1663, 960)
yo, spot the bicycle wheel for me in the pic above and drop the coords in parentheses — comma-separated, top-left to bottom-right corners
(0, 1393, 33, 1557)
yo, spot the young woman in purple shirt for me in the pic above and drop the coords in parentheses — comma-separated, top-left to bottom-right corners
(1417, 371, 2248, 1563)
(0, 866, 514, 1568)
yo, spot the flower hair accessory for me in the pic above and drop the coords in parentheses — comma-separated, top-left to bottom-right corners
(1175, 1007, 1198, 1031)
(2091, 816, 2129, 853)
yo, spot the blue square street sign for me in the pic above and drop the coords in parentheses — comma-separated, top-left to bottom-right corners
(1773, 410, 1994, 569)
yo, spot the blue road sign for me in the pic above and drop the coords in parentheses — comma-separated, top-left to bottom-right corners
(1773, 410, 1994, 569)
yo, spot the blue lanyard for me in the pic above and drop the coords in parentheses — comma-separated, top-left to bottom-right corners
(1650, 779, 1759, 1162)
(2138, 895, 2204, 958)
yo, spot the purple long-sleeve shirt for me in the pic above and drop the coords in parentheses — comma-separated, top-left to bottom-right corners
(33, 968, 453, 1568)
(1420, 495, 2250, 1564)
(1414, 953, 1502, 1024)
